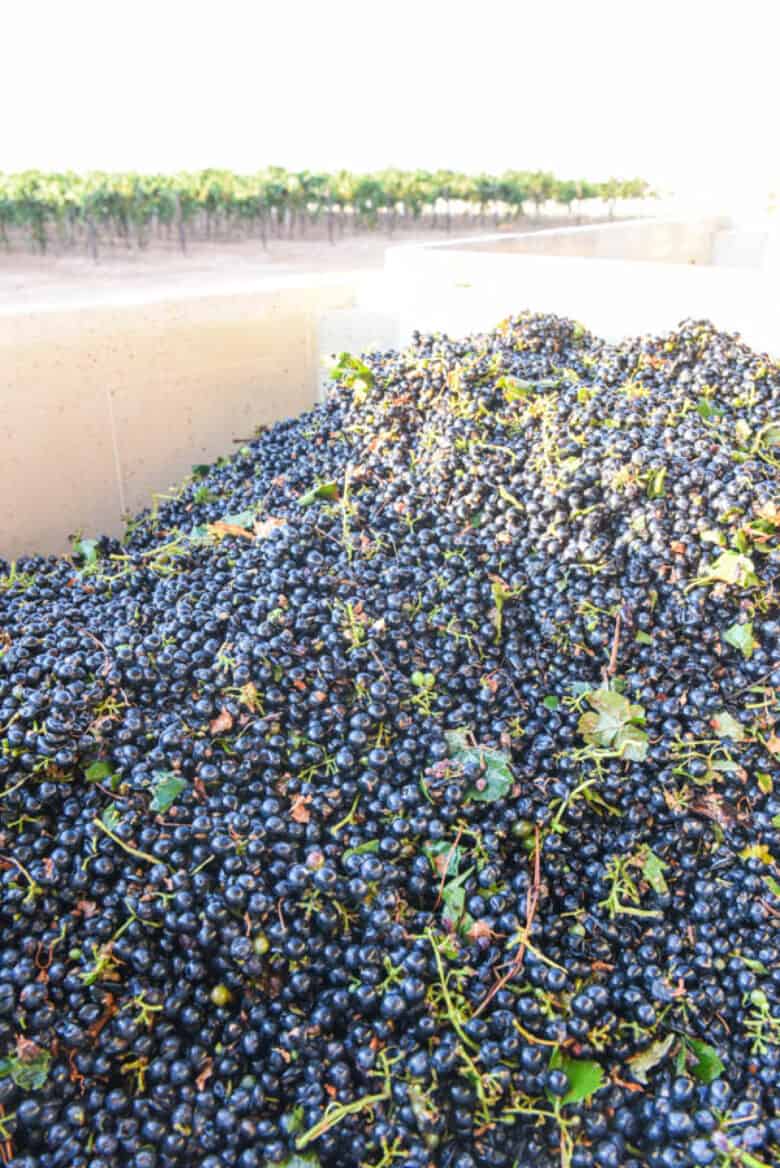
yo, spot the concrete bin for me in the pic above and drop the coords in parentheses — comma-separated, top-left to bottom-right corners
(3, 216, 778, 559)
(1, 274, 358, 558)
(374, 218, 780, 353)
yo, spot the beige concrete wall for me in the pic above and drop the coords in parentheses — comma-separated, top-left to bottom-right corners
(5, 216, 777, 561)
(711, 225, 780, 270)
(382, 242, 780, 358)
(1, 276, 357, 559)
(425, 218, 725, 265)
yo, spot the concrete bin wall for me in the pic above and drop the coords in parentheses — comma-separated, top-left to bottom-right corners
(442, 217, 726, 264)
(372, 219, 780, 355)
(382, 246, 780, 354)
(1, 275, 358, 558)
(4, 216, 778, 560)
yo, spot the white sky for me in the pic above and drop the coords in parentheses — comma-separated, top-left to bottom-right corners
(2, 0, 777, 198)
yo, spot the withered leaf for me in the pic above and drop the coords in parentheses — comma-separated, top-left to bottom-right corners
(289, 795, 312, 824)
(209, 709, 233, 735)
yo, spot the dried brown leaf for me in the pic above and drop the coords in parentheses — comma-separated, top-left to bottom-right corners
(254, 516, 287, 539)
(195, 1059, 213, 1091)
(207, 522, 254, 540)
(209, 709, 233, 736)
(290, 795, 312, 824)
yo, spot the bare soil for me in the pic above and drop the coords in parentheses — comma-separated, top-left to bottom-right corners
(0, 216, 589, 309)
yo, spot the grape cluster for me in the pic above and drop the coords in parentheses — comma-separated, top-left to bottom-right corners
(0, 315, 778, 1168)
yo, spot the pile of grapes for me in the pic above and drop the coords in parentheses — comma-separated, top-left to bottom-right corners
(0, 315, 778, 1168)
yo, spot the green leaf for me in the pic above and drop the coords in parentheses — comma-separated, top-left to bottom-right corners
(674, 1041, 687, 1076)
(686, 1037, 724, 1083)
(298, 481, 339, 507)
(278, 1155, 322, 1168)
(548, 1051, 605, 1105)
(543, 696, 559, 710)
(281, 1107, 306, 1135)
(699, 550, 758, 589)
(642, 849, 669, 896)
(424, 842, 474, 934)
(578, 688, 648, 760)
(635, 631, 653, 645)
(329, 351, 375, 388)
(85, 761, 113, 783)
(696, 397, 724, 420)
(738, 955, 769, 974)
(764, 874, 780, 899)
(757, 772, 773, 795)
(423, 840, 464, 879)
(711, 710, 745, 742)
(342, 839, 380, 862)
(440, 869, 475, 932)
(733, 528, 752, 555)
(192, 464, 211, 479)
(496, 375, 532, 402)
(615, 724, 650, 762)
(219, 509, 255, 530)
(627, 1033, 676, 1084)
(756, 422, 780, 449)
(723, 621, 758, 660)
(444, 729, 514, 802)
(100, 803, 122, 832)
(645, 466, 667, 499)
(496, 375, 561, 403)
(740, 843, 774, 864)
(0, 1047, 51, 1090)
(72, 537, 100, 565)
(150, 773, 186, 814)
(735, 418, 752, 446)
(490, 578, 521, 642)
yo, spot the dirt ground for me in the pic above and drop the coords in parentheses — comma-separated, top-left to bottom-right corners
(0, 217, 588, 309)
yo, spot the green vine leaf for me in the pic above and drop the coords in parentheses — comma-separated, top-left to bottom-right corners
(73, 537, 100, 565)
(218, 509, 255, 531)
(578, 689, 648, 760)
(711, 710, 745, 742)
(100, 803, 122, 832)
(696, 397, 724, 420)
(627, 1034, 676, 1084)
(424, 841, 475, 934)
(298, 482, 340, 507)
(84, 761, 114, 784)
(279, 1155, 322, 1168)
(150, 773, 186, 814)
(444, 729, 514, 802)
(489, 577, 522, 643)
(641, 849, 669, 896)
(684, 1037, 725, 1083)
(342, 840, 380, 863)
(723, 621, 758, 660)
(645, 466, 667, 499)
(496, 375, 561, 403)
(548, 1051, 605, 1105)
(696, 550, 759, 589)
(329, 352, 375, 390)
(0, 1045, 51, 1091)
